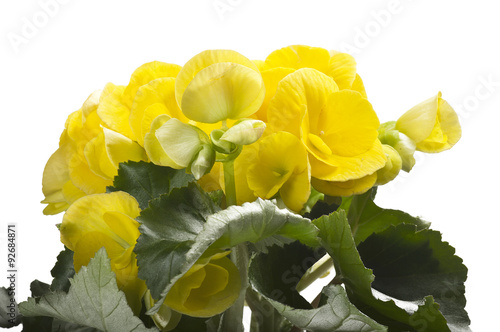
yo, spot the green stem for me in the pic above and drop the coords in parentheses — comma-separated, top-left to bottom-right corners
(221, 243, 249, 332)
(223, 158, 237, 207)
(295, 254, 334, 293)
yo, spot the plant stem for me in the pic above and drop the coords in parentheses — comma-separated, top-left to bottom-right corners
(295, 254, 334, 293)
(223, 158, 237, 207)
(221, 243, 249, 332)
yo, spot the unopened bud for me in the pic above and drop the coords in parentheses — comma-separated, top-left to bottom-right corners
(378, 121, 416, 172)
(189, 144, 216, 180)
(376, 144, 403, 186)
(220, 119, 266, 145)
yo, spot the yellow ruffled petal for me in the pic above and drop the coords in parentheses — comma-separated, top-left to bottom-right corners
(129, 77, 188, 146)
(180, 62, 265, 123)
(255, 67, 295, 122)
(312, 172, 378, 197)
(247, 132, 310, 212)
(327, 51, 357, 90)
(350, 74, 367, 98)
(123, 61, 181, 108)
(68, 153, 113, 194)
(267, 68, 339, 137)
(42, 145, 71, 206)
(61, 180, 86, 206)
(60, 191, 141, 250)
(175, 49, 260, 108)
(308, 139, 386, 182)
(97, 83, 135, 140)
(265, 45, 331, 73)
(252, 59, 267, 72)
(396, 94, 439, 143)
(229, 144, 259, 205)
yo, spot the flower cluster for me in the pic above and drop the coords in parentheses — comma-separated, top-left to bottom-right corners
(41, 45, 461, 330)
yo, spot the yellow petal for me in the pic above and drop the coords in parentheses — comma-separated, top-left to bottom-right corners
(312, 172, 377, 197)
(198, 161, 222, 192)
(97, 83, 135, 140)
(180, 62, 265, 123)
(267, 68, 339, 137)
(176, 49, 260, 105)
(350, 74, 367, 98)
(68, 153, 113, 194)
(247, 132, 310, 213)
(62, 180, 86, 205)
(60, 191, 141, 250)
(265, 45, 331, 73)
(228, 144, 259, 205)
(123, 61, 181, 108)
(255, 67, 295, 122)
(308, 139, 386, 182)
(327, 51, 357, 90)
(129, 77, 188, 146)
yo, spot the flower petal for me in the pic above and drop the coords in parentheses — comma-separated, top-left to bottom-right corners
(181, 62, 265, 123)
(97, 83, 135, 140)
(327, 51, 357, 90)
(312, 172, 377, 197)
(265, 45, 331, 73)
(255, 67, 295, 122)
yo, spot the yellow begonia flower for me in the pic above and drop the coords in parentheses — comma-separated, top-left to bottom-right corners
(375, 144, 403, 186)
(164, 251, 241, 318)
(396, 92, 461, 153)
(98, 62, 181, 141)
(246, 132, 310, 212)
(42, 87, 149, 215)
(175, 50, 266, 123)
(255, 45, 366, 123)
(59, 191, 146, 314)
(267, 69, 386, 197)
(311, 173, 378, 197)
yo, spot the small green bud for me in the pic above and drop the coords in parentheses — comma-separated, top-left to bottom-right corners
(378, 121, 416, 172)
(376, 144, 403, 186)
(189, 144, 216, 180)
(220, 119, 266, 146)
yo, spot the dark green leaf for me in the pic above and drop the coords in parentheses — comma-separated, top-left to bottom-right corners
(314, 211, 470, 331)
(340, 189, 430, 244)
(50, 247, 75, 293)
(108, 161, 195, 210)
(19, 249, 156, 332)
(357, 224, 470, 330)
(30, 280, 50, 298)
(135, 183, 220, 301)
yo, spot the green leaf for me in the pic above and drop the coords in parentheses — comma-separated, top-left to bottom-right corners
(248, 242, 386, 331)
(50, 247, 75, 293)
(19, 249, 156, 332)
(108, 160, 195, 210)
(136, 197, 320, 313)
(357, 224, 470, 330)
(314, 211, 470, 331)
(340, 188, 430, 244)
(135, 183, 220, 301)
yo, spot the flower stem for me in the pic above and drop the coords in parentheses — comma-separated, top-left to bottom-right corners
(221, 243, 249, 332)
(223, 158, 237, 207)
(295, 254, 333, 293)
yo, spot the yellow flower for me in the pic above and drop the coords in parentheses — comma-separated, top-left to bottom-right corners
(175, 50, 266, 123)
(59, 191, 146, 314)
(267, 68, 386, 196)
(396, 92, 461, 153)
(41, 91, 148, 215)
(98, 62, 182, 142)
(164, 251, 241, 318)
(254, 45, 367, 122)
(246, 132, 310, 212)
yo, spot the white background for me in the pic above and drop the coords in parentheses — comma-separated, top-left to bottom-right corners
(1, 0, 499, 331)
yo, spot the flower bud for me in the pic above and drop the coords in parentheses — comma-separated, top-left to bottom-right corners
(189, 144, 216, 180)
(378, 121, 416, 172)
(220, 119, 266, 146)
(375, 144, 403, 186)
(396, 92, 461, 153)
(144, 117, 210, 169)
